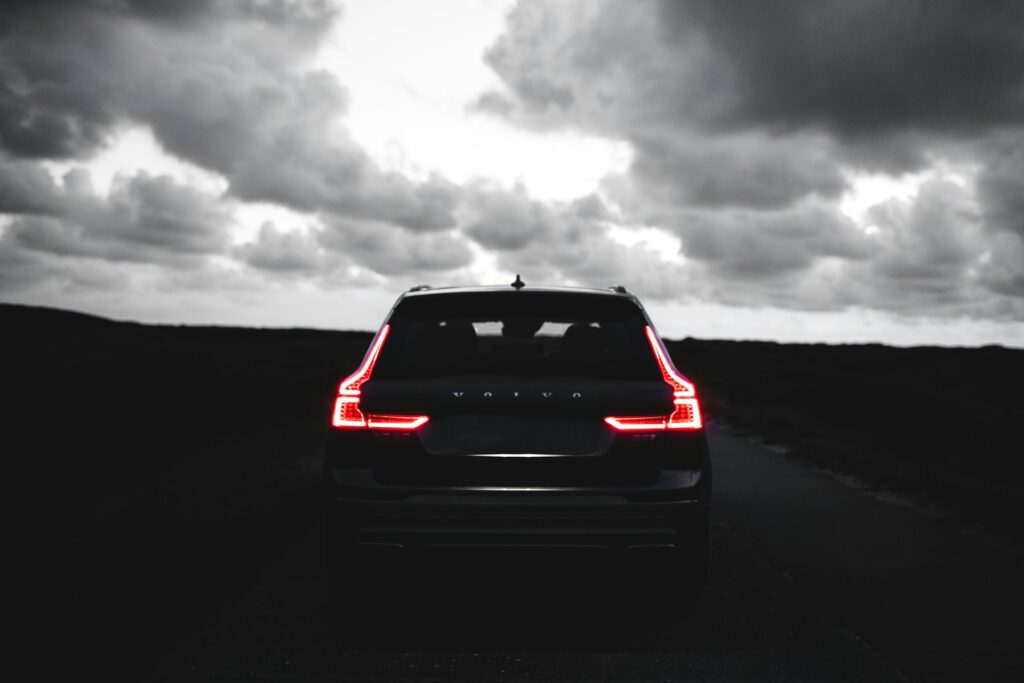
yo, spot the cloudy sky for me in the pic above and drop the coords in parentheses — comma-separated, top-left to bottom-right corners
(2, 0, 1023, 346)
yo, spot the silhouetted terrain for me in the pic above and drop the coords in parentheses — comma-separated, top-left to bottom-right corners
(670, 337, 1024, 544)
(5, 303, 369, 677)
(5, 303, 1022, 677)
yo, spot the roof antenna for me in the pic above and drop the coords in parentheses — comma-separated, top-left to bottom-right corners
(511, 274, 526, 290)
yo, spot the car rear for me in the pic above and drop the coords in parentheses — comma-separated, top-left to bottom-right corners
(323, 286, 711, 588)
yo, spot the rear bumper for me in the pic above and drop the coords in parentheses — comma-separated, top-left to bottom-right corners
(325, 468, 708, 551)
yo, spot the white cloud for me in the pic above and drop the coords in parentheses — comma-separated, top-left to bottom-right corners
(316, 0, 631, 201)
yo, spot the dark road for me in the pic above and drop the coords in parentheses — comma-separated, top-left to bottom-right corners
(151, 427, 1024, 682)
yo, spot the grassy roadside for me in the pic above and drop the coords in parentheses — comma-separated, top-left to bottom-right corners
(668, 337, 1024, 547)
(5, 304, 372, 678)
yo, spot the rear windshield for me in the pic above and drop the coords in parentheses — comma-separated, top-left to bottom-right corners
(374, 292, 661, 380)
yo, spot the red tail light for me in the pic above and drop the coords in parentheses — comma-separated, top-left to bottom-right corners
(605, 325, 703, 432)
(331, 324, 430, 430)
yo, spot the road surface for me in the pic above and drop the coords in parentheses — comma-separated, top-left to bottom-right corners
(150, 426, 1024, 682)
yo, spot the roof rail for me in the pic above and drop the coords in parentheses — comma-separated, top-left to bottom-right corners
(608, 285, 628, 294)
(407, 284, 432, 292)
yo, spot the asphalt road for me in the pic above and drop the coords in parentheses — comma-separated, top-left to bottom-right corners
(151, 426, 1024, 682)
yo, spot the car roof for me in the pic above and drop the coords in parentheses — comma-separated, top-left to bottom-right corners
(388, 283, 652, 328)
(398, 284, 636, 301)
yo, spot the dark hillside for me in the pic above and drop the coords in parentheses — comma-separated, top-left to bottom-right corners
(670, 337, 1024, 543)
(4, 303, 373, 677)
(5, 302, 1022, 677)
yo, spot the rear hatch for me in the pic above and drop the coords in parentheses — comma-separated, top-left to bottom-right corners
(359, 292, 674, 487)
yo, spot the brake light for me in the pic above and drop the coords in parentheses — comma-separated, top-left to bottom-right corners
(604, 325, 702, 431)
(366, 414, 429, 430)
(331, 324, 430, 430)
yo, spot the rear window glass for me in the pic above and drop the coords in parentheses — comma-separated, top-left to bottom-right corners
(374, 292, 660, 380)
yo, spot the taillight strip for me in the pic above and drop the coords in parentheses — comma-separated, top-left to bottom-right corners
(644, 326, 695, 397)
(366, 414, 429, 430)
(605, 325, 703, 431)
(331, 324, 429, 430)
(604, 416, 668, 431)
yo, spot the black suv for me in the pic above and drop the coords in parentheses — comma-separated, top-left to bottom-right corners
(323, 281, 711, 585)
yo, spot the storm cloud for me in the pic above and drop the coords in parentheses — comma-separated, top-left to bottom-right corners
(1, 0, 1023, 339)
(462, 187, 693, 301)
(483, 0, 1024, 143)
(2, 166, 232, 268)
(319, 217, 474, 277)
(0, 0, 457, 229)
(479, 0, 1024, 319)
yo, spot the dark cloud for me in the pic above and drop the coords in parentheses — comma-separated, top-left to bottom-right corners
(977, 135, 1024, 237)
(0, 0, 473, 301)
(1, 1, 217, 24)
(4, 168, 232, 267)
(866, 181, 982, 284)
(629, 132, 846, 210)
(482, 1, 857, 208)
(454, 175, 1020, 318)
(0, 1, 227, 160)
(978, 233, 1024, 298)
(477, 0, 1024, 321)
(319, 219, 474, 277)
(0, 0, 457, 232)
(0, 243, 132, 293)
(481, 1, 707, 131)
(236, 222, 324, 273)
(0, 156, 63, 214)
(0, 58, 113, 159)
(463, 185, 557, 250)
(676, 203, 872, 281)
(486, 0, 1024, 141)
(460, 189, 692, 300)
(662, 0, 1024, 138)
(835, 179, 1024, 317)
(0, 242, 47, 291)
(230, 105, 460, 230)
(666, 181, 1022, 317)
(483, 0, 1024, 179)
(2, 0, 1022, 332)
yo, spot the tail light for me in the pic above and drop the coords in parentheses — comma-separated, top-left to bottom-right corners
(605, 325, 703, 432)
(331, 324, 429, 430)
